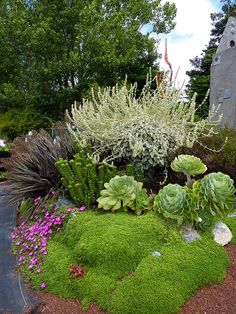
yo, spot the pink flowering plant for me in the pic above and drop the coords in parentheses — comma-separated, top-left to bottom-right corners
(11, 195, 87, 289)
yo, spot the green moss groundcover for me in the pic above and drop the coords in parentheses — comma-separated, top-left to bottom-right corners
(26, 210, 230, 314)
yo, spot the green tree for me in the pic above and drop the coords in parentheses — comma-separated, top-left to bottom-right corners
(0, 0, 177, 139)
(186, 1, 236, 117)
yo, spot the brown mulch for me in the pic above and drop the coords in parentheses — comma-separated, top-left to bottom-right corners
(30, 291, 106, 314)
(30, 245, 236, 314)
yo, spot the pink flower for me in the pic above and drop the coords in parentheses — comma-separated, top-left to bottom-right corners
(19, 256, 25, 262)
(41, 282, 47, 289)
(34, 196, 42, 206)
(79, 205, 86, 212)
(66, 207, 72, 212)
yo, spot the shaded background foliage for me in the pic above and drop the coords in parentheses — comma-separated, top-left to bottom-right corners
(0, 0, 176, 139)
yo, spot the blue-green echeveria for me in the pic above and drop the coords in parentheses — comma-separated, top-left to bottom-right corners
(193, 172, 236, 217)
(171, 154, 207, 176)
(154, 183, 200, 224)
(97, 175, 143, 211)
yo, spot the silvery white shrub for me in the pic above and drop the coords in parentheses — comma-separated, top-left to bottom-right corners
(67, 76, 221, 170)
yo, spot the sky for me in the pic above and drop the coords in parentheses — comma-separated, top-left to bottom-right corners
(155, 0, 222, 88)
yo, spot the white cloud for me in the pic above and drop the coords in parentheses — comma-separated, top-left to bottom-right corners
(155, 0, 221, 88)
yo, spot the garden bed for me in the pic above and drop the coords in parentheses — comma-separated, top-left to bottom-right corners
(27, 244, 236, 314)
(7, 83, 236, 314)
(12, 203, 236, 314)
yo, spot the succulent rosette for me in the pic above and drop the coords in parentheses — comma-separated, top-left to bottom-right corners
(128, 188, 152, 215)
(97, 175, 143, 211)
(193, 172, 236, 217)
(171, 154, 207, 176)
(153, 183, 200, 224)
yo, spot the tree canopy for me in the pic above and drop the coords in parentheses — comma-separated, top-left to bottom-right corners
(0, 0, 177, 139)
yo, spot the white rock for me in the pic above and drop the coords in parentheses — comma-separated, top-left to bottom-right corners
(228, 211, 236, 218)
(182, 222, 201, 243)
(213, 222, 232, 246)
(152, 251, 161, 258)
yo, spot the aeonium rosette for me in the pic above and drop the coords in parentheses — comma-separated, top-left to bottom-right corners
(193, 172, 236, 217)
(171, 154, 207, 176)
(97, 175, 143, 211)
(171, 155, 207, 187)
(153, 183, 200, 225)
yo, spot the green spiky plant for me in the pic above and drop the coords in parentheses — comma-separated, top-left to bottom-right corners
(56, 146, 117, 206)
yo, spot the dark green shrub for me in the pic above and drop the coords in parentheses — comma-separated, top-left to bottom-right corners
(168, 127, 236, 183)
(0, 107, 51, 140)
(0, 151, 11, 157)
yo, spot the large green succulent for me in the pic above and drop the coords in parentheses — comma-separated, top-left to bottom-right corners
(193, 172, 236, 217)
(97, 175, 143, 211)
(171, 154, 207, 176)
(153, 183, 200, 225)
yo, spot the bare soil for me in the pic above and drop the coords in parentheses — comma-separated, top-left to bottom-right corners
(30, 291, 106, 314)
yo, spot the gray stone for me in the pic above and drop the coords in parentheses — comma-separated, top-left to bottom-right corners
(152, 251, 161, 258)
(56, 196, 75, 208)
(213, 222, 232, 246)
(182, 222, 202, 243)
(229, 211, 236, 218)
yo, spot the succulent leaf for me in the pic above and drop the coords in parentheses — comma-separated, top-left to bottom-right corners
(97, 175, 143, 211)
(171, 154, 207, 176)
(128, 188, 152, 215)
(153, 183, 199, 224)
(193, 172, 236, 217)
